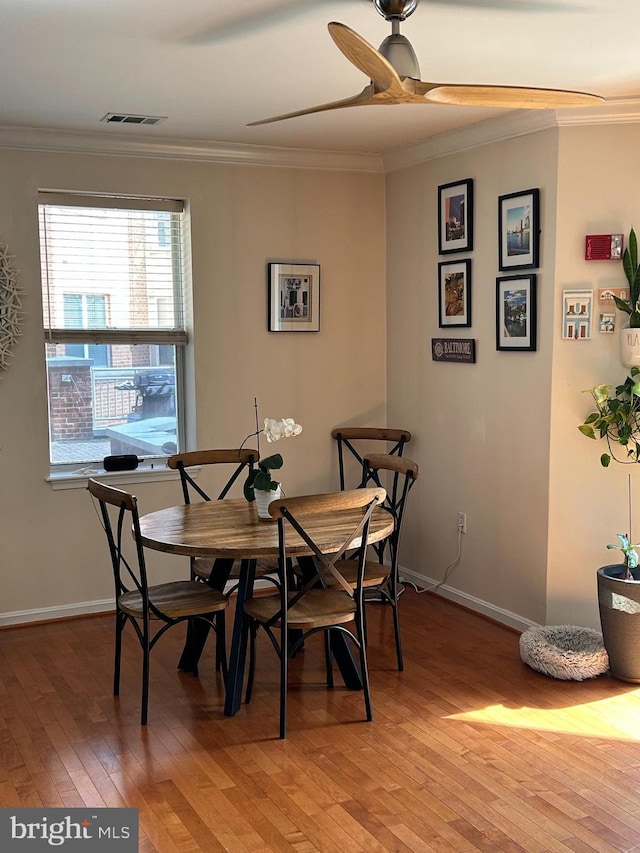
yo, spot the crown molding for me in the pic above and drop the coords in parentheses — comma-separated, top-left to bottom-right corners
(554, 96, 640, 127)
(382, 111, 557, 172)
(0, 125, 384, 173)
(2, 98, 638, 176)
(381, 97, 640, 172)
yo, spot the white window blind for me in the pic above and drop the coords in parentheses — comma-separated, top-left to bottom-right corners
(38, 192, 189, 469)
(39, 192, 188, 345)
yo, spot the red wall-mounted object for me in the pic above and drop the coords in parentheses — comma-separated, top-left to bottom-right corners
(585, 234, 623, 260)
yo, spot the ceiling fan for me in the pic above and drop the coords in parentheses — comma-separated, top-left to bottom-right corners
(248, 0, 603, 127)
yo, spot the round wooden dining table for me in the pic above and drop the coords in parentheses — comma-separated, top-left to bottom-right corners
(139, 497, 394, 716)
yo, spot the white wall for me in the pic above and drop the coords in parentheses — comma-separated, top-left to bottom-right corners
(547, 123, 640, 629)
(0, 148, 386, 621)
(386, 129, 559, 628)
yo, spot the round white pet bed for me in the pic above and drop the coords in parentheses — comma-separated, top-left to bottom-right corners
(519, 625, 609, 681)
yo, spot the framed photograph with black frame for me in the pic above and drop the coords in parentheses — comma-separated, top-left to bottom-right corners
(438, 259, 471, 328)
(438, 178, 473, 254)
(496, 274, 537, 351)
(268, 261, 320, 332)
(498, 188, 539, 270)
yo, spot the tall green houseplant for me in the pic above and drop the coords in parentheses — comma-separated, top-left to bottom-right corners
(613, 227, 640, 327)
(579, 366, 640, 682)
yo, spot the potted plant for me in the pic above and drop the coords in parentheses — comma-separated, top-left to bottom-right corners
(579, 374, 640, 679)
(598, 532, 640, 682)
(613, 227, 640, 366)
(578, 366, 640, 466)
(241, 415, 302, 518)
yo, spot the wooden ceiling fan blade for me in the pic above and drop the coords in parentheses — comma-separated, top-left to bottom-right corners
(248, 86, 377, 126)
(328, 22, 402, 91)
(421, 83, 604, 109)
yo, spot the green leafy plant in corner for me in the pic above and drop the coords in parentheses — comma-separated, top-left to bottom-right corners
(578, 366, 640, 466)
(613, 227, 640, 327)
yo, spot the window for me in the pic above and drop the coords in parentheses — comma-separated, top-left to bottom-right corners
(39, 192, 189, 470)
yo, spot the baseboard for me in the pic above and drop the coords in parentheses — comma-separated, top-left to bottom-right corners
(0, 599, 115, 628)
(399, 567, 539, 634)
(0, 578, 279, 629)
(0, 572, 538, 633)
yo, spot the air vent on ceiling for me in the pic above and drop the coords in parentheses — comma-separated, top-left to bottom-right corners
(101, 113, 167, 126)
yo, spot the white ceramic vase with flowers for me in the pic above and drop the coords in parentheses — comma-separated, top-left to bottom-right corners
(242, 416, 302, 519)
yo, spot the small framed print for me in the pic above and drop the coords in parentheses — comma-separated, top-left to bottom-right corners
(498, 188, 540, 270)
(496, 274, 537, 351)
(562, 288, 593, 340)
(268, 262, 320, 332)
(438, 178, 473, 254)
(438, 259, 471, 328)
(599, 313, 616, 334)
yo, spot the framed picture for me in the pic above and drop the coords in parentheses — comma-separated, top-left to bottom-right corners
(496, 274, 537, 351)
(498, 188, 540, 270)
(562, 288, 593, 340)
(438, 259, 471, 328)
(438, 178, 473, 254)
(268, 262, 320, 332)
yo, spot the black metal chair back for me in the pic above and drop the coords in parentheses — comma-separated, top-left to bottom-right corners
(167, 448, 258, 503)
(331, 427, 411, 491)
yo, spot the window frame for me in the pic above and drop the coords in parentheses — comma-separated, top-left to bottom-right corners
(38, 191, 189, 477)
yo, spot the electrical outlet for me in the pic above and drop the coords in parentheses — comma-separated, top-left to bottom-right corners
(457, 512, 467, 534)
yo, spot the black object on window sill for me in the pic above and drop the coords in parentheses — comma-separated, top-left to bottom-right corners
(103, 454, 141, 472)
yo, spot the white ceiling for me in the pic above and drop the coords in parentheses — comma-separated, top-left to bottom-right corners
(1, 0, 637, 156)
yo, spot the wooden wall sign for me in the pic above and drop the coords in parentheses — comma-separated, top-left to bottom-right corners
(431, 338, 476, 363)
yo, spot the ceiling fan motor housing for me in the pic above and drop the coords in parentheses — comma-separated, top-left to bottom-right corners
(378, 33, 420, 79)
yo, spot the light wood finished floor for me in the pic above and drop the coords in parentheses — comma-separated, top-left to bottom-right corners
(2, 590, 640, 852)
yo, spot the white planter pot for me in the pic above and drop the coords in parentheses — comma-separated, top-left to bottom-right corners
(254, 485, 282, 520)
(620, 325, 640, 368)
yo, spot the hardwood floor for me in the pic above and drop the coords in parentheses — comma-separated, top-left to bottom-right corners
(2, 590, 640, 852)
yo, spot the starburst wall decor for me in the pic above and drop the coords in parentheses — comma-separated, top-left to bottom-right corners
(0, 242, 23, 373)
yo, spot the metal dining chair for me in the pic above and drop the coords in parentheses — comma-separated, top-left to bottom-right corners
(330, 454, 419, 671)
(331, 426, 412, 573)
(87, 478, 229, 725)
(167, 447, 283, 586)
(167, 447, 277, 673)
(243, 487, 386, 738)
(167, 448, 259, 582)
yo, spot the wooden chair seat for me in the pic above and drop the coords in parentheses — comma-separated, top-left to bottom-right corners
(119, 581, 228, 620)
(244, 589, 356, 631)
(327, 558, 389, 589)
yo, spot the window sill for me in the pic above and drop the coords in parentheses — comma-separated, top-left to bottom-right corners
(47, 463, 198, 491)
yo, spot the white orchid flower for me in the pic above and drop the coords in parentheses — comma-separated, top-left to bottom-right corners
(242, 408, 302, 501)
(282, 417, 302, 437)
(263, 417, 302, 443)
